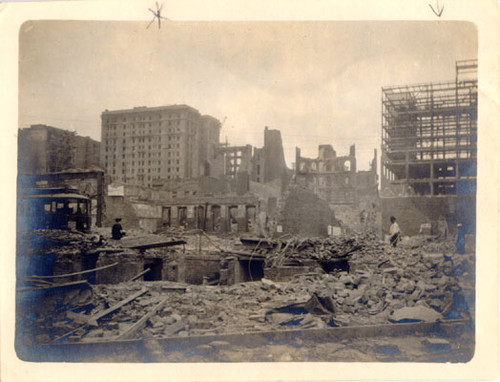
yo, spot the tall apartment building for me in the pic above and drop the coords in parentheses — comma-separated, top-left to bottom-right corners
(380, 59, 477, 235)
(100, 105, 221, 187)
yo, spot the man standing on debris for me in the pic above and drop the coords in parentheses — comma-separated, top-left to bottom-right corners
(112, 218, 125, 240)
(456, 223, 466, 254)
(389, 216, 401, 247)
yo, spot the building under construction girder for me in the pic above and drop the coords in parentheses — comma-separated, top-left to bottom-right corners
(380, 59, 477, 235)
(381, 59, 477, 197)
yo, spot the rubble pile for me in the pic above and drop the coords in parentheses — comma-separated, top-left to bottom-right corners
(24, 248, 472, 344)
(18, 229, 102, 256)
(400, 235, 457, 253)
(420, 239, 457, 254)
(18, 283, 95, 345)
(252, 235, 364, 268)
(17, 230, 473, 346)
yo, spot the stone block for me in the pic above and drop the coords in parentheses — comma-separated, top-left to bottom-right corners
(389, 306, 443, 323)
(422, 338, 451, 352)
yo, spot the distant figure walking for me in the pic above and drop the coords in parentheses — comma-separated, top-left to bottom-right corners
(112, 218, 125, 240)
(456, 223, 465, 254)
(437, 215, 449, 239)
(389, 216, 401, 247)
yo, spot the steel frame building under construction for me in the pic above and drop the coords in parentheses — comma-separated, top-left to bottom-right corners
(381, 59, 477, 235)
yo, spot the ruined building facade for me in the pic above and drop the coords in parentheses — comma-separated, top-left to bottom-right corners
(295, 144, 358, 205)
(100, 105, 221, 187)
(219, 127, 289, 185)
(381, 59, 477, 235)
(101, 118, 289, 235)
(293, 144, 379, 234)
(18, 124, 100, 175)
(104, 176, 278, 235)
(255, 127, 289, 184)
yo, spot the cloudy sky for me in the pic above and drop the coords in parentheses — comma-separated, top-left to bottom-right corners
(19, 21, 477, 170)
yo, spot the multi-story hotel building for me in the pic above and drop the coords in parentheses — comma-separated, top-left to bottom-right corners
(100, 105, 221, 187)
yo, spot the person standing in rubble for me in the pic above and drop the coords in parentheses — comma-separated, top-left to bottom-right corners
(389, 216, 401, 247)
(112, 218, 125, 240)
(437, 215, 449, 239)
(456, 223, 466, 254)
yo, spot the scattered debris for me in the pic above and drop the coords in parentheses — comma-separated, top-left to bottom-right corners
(16, 230, 474, 350)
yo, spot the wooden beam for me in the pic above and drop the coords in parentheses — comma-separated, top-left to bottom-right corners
(115, 298, 167, 340)
(30, 262, 119, 279)
(128, 268, 151, 282)
(17, 280, 89, 293)
(52, 287, 148, 343)
(126, 240, 187, 250)
(87, 288, 148, 326)
(220, 250, 266, 260)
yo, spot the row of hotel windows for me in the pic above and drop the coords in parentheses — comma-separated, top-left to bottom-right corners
(105, 158, 181, 167)
(104, 144, 162, 151)
(104, 130, 195, 142)
(104, 119, 200, 131)
(104, 136, 181, 145)
(104, 112, 189, 123)
(104, 153, 160, 160)
(104, 143, 181, 152)
(104, 124, 182, 136)
(104, 150, 181, 162)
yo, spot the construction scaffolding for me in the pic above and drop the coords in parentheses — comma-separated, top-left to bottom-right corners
(381, 59, 477, 197)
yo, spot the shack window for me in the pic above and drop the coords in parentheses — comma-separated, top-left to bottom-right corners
(79, 203, 88, 214)
(68, 202, 78, 214)
(44, 204, 51, 213)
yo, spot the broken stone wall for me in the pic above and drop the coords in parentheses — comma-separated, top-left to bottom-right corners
(130, 203, 162, 233)
(263, 128, 288, 183)
(104, 196, 141, 229)
(95, 252, 144, 284)
(52, 252, 84, 279)
(332, 196, 381, 237)
(280, 186, 335, 237)
(264, 266, 312, 282)
(180, 254, 221, 284)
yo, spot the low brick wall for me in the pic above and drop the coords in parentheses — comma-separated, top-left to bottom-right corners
(180, 254, 221, 284)
(264, 266, 312, 282)
(96, 252, 143, 284)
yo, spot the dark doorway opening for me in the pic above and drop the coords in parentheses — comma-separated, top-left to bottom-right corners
(239, 259, 264, 282)
(162, 207, 171, 227)
(144, 258, 163, 281)
(211, 205, 221, 232)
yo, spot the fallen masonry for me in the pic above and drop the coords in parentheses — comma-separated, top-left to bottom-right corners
(15, 229, 475, 362)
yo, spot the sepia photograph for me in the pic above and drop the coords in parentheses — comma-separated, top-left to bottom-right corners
(13, 18, 480, 363)
(1, 1, 498, 379)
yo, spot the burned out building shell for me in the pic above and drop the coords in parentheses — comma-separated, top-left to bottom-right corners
(293, 144, 379, 235)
